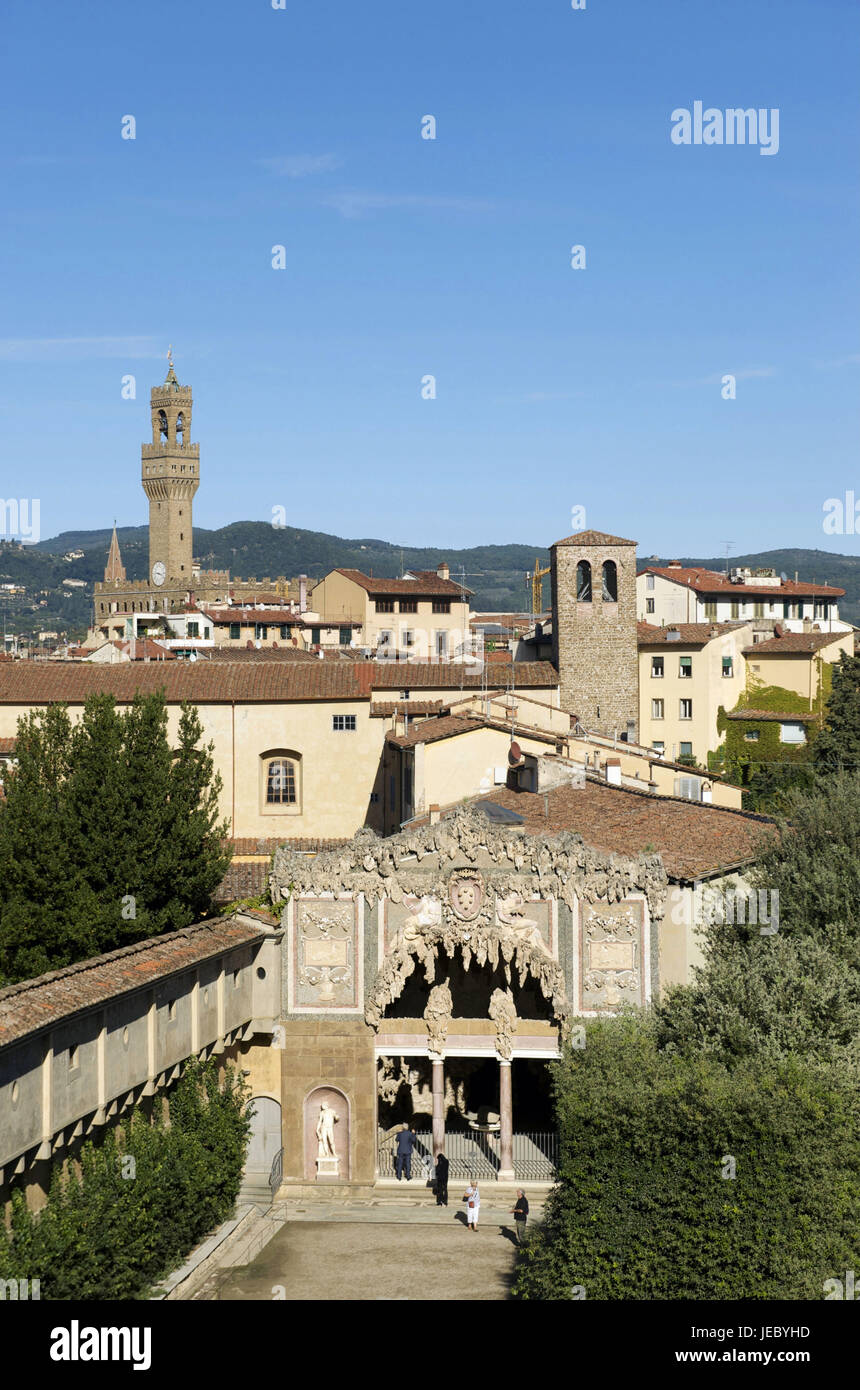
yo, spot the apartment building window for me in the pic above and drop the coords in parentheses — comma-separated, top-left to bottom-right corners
(432, 600, 451, 614)
(332, 715, 357, 731)
(704, 601, 717, 620)
(187, 622, 199, 638)
(375, 599, 395, 613)
(814, 602, 826, 620)
(369, 792, 380, 804)
(679, 656, 692, 678)
(399, 599, 418, 613)
(780, 722, 807, 744)
(722, 656, 733, 677)
(679, 699, 693, 720)
(652, 741, 665, 756)
(730, 602, 739, 620)
(435, 630, 448, 658)
(796, 602, 805, 618)
(255, 624, 268, 640)
(679, 742, 693, 759)
(402, 629, 415, 648)
(646, 574, 655, 590)
(311, 627, 321, 645)
(754, 603, 764, 619)
(651, 699, 664, 720)
(744, 730, 760, 742)
(339, 627, 351, 645)
(645, 598, 655, 614)
(229, 623, 240, 640)
(651, 656, 664, 678)
(378, 629, 392, 648)
(264, 755, 299, 806)
(280, 624, 292, 640)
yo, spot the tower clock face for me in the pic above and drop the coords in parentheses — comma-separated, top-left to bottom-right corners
(151, 562, 166, 587)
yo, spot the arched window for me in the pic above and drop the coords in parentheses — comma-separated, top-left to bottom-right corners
(602, 560, 618, 602)
(176, 412, 185, 443)
(158, 409, 169, 441)
(576, 560, 592, 602)
(261, 751, 302, 813)
(266, 759, 296, 803)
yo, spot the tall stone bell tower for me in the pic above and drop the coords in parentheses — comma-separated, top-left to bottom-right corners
(141, 351, 199, 589)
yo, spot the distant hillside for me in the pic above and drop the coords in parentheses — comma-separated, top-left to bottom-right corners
(6, 525, 858, 638)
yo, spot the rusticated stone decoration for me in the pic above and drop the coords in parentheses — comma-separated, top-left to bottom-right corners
(423, 978, 453, 1057)
(581, 901, 644, 1010)
(489, 986, 518, 1060)
(270, 807, 667, 1027)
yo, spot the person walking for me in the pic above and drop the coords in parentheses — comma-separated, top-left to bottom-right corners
(395, 1123, 416, 1181)
(435, 1150, 449, 1207)
(463, 1177, 480, 1232)
(510, 1189, 529, 1244)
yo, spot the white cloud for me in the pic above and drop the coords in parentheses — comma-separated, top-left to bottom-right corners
(320, 190, 497, 219)
(0, 336, 165, 362)
(259, 153, 340, 178)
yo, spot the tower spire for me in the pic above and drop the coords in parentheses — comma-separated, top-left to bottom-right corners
(104, 523, 126, 585)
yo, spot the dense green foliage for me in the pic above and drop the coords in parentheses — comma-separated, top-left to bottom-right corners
(0, 1059, 251, 1300)
(716, 674, 828, 811)
(0, 693, 230, 984)
(814, 652, 860, 773)
(513, 1017, 860, 1300)
(515, 772, 860, 1300)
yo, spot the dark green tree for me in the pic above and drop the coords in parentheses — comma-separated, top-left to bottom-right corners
(0, 692, 231, 983)
(813, 651, 860, 773)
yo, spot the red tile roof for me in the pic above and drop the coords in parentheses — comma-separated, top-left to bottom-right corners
(111, 639, 177, 661)
(725, 709, 818, 722)
(366, 661, 558, 690)
(0, 662, 368, 704)
(0, 918, 264, 1046)
(386, 712, 559, 750)
(742, 632, 847, 655)
(470, 781, 775, 881)
(370, 701, 448, 717)
(552, 530, 637, 547)
(334, 568, 469, 598)
(643, 566, 844, 599)
(637, 621, 744, 645)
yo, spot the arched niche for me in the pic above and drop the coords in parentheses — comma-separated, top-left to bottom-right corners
(303, 1084, 350, 1181)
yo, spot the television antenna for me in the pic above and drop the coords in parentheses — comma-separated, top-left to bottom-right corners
(722, 541, 735, 576)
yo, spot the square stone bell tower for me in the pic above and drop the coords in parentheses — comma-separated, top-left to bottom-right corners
(141, 357, 199, 589)
(550, 529, 639, 739)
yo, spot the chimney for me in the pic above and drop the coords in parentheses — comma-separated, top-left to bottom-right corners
(437, 562, 450, 582)
(604, 758, 622, 786)
(429, 804, 440, 826)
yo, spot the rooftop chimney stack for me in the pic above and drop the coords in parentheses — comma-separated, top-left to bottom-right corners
(437, 562, 450, 582)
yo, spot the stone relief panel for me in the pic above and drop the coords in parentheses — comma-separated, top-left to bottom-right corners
(580, 899, 647, 1011)
(288, 896, 362, 1012)
(494, 892, 553, 954)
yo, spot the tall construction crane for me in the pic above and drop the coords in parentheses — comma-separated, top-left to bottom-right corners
(526, 558, 551, 616)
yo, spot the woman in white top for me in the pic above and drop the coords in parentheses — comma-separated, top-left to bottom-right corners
(463, 1179, 480, 1231)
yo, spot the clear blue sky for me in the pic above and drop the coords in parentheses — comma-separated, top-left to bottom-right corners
(2, 0, 858, 557)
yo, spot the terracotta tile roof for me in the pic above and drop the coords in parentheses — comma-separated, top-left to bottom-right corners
(742, 632, 847, 655)
(205, 646, 317, 661)
(335, 568, 470, 598)
(370, 701, 448, 717)
(387, 712, 560, 750)
(637, 621, 743, 645)
(203, 608, 301, 625)
(226, 836, 348, 855)
(111, 639, 177, 661)
(0, 918, 264, 1047)
(642, 566, 844, 599)
(0, 662, 367, 704)
(367, 661, 558, 690)
(469, 782, 774, 882)
(552, 530, 636, 547)
(725, 709, 818, 722)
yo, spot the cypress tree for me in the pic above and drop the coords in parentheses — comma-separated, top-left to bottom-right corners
(814, 651, 860, 773)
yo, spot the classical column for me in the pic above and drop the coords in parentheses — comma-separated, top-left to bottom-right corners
(498, 1059, 514, 1182)
(431, 1057, 445, 1158)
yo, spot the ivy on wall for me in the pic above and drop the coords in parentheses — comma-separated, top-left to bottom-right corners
(0, 1058, 251, 1300)
(714, 669, 831, 809)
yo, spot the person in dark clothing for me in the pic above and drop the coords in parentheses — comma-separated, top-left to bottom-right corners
(511, 1190, 529, 1244)
(395, 1124, 416, 1181)
(434, 1150, 449, 1206)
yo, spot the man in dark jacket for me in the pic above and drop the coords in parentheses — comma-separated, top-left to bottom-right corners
(511, 1190, 529, 1243)
(395, 1124, 416, 1181)
(434, 1150, 450, 1206)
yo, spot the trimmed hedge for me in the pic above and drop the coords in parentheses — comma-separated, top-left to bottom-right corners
(513, 1015, 860, 1300)
(0, 1058, 251, 1300)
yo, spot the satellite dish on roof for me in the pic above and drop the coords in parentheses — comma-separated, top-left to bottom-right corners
(509, 741, 523, 765)
(780, 572, 788, 582)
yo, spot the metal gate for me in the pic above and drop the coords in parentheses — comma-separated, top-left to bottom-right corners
(377, 1129, 558, 1181)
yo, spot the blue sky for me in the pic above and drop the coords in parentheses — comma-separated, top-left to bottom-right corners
(2, 0, 858, 558)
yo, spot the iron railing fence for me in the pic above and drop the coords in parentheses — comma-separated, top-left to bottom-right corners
(269, 1146, 284, 1199)
(377, 1129, 558, 1182)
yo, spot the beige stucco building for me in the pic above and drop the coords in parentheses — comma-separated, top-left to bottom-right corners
(309, 566, 473, 660)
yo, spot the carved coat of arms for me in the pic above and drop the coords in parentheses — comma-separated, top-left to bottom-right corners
(448, 869, 484, 922)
